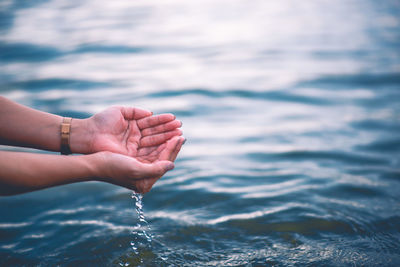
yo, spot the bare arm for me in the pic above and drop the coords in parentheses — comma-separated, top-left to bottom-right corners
(0, 96, 182, 155)
(0, 150, 176, 196)
(0, 151, 96, 195)
(0, 96, 65, 151)
(0, 97, 184, 195)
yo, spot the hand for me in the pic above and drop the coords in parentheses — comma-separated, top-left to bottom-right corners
(72, 106, 182, 158)
(94, 135, 185, 193)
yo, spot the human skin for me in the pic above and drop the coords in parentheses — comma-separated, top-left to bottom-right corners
(0, 96, 185, 195)
(0, 96, 183, 156)
(0, 136, 182, 195)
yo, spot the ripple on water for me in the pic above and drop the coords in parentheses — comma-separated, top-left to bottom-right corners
(0, 0, 400, 266)
(248, 150, 390, 165)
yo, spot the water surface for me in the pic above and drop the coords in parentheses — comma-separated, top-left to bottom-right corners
(1, 0, 400, 266)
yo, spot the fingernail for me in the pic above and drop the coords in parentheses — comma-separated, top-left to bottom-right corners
(180, 121, 183, 127)
(166, 163, 175, 171)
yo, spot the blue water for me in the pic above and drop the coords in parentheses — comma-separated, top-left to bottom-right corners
(1, 0, 400, 266)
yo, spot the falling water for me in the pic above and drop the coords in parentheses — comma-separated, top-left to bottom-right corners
(129, 192, 153, 264)
(119, 192, 153, 266)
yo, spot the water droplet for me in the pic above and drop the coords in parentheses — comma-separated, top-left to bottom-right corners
(129, 191, 153, 263)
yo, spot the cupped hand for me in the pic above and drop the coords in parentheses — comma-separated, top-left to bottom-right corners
(71, 106, 185, 193)
(95, 135, 185, 193)
(73, 106, 182, 159)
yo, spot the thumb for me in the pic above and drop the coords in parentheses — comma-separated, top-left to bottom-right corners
(157, 160, 175, 172)
(138, 160, 175, 178)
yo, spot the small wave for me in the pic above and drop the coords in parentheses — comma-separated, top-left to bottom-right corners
(73, 44, 146, 54)
(148, 203, 314, 226)
(177, 177, 303, 194)
(146, 88, 333, 105)
(148, 211, 198, 225)
(322, 184, 384, 198)
(0, 222, 31, 229)
(351, 119, 400, 132)
(1, 78, 110, 92)
(22, 234, 46, 239)
(297, 73, 400, 88)
(0, 42, 148, 63)
(356, 138, 400, 153)
(248, 150, 389, 165)
(0, 42, 62, 62)
(207, 203, 306, 225)
(42, 220, 131, 232)
(43, 205, 114, 216)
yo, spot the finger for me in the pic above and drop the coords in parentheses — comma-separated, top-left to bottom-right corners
(137, 160, 175, 179)
(158, 136, 181, 161)
(135, 173, 169, 194)
(137, 114, 175, 130)
(119, 107, 152, 120)
(169, 136, 185, 162)
(135, 177, 159, 194)
(141, 120, 182, 137)
(140, 129, 182, 147)
(137, 143, 166, 157)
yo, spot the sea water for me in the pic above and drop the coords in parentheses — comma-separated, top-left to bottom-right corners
(0, 0, 399, 266)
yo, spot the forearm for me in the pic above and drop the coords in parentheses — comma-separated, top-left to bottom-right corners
(0, 151, 98, 195)
(0, 96, 91, 153)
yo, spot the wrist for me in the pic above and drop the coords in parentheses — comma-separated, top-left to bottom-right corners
(83, 152, 106, 181)
(86, 152, 111, 182)
(69, 118, 94, 154)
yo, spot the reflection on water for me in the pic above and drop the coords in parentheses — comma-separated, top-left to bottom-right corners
(1, 0, 400, 266)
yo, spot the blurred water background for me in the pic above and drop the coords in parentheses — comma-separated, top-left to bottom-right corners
(1, 0, 400, 266)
